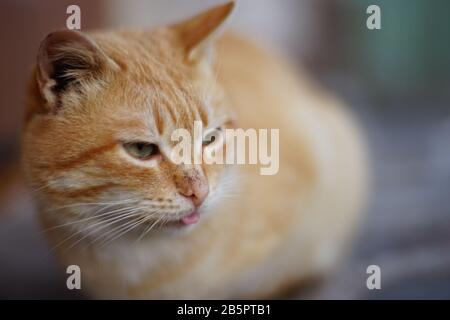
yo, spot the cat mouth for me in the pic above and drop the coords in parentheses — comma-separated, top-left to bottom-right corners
(165, 210, 201, 228)
(179, 210, 200, 225)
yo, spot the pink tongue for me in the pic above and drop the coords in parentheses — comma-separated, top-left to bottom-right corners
(181, 211, 200, 225)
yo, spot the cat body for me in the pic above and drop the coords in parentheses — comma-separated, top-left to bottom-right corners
(22, 3, 367, 299)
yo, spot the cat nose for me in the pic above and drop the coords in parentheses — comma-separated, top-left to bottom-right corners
(176, 176, 209, 207)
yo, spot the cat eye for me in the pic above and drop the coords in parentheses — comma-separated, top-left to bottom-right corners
(203, 127, 223, 147)
(123, 142, 159, 160)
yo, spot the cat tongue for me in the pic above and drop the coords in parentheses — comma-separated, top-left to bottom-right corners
(181, 211, 200, 225)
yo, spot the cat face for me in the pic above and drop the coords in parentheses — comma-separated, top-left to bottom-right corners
(22, 3, 236, 241)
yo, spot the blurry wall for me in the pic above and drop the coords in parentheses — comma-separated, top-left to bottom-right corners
(335, 0, 450, 102)
(104, 0, 322, 60)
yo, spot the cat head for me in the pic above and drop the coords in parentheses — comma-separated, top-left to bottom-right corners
(22, 2, 237, 241)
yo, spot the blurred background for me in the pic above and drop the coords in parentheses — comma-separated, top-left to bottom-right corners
(1, 0, 449, 299)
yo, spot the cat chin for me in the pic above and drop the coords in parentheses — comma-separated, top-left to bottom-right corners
(157, 223, 199, 237)
(130, 221, 200, 239)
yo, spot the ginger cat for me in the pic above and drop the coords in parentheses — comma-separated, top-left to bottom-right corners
(22, 2, 368, 299)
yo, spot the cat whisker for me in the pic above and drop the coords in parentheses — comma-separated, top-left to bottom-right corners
(62, 210, 144, 251)
(48, 207, 146, 252)
(28, 183, 52, 194)
(46, 198, 140, 212)
(41, 204, 144, 233)
(98, 218, 146, 248)
(98, 213, 159, 248)
(136, 215, 165, 243)
(89, 207, 163, 247)
(89, 208, 152, 245)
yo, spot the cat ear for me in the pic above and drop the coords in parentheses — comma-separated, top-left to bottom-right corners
(36, 30, 116, 110)
(173, 1, 235, 63)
